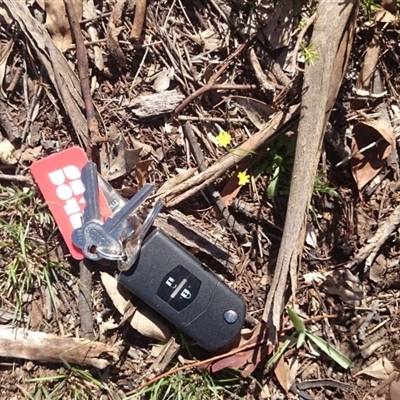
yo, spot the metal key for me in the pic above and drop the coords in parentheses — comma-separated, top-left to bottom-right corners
(117, 198, 164, 271)
(75, 163, 122, 260)
(71, 162, 107, 256)
(92, 184, 155, 260)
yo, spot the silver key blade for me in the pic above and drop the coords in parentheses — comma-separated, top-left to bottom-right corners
(98, 175, 126, 214)
(81, 161, 102, 224)
(101, 183, 155, 240)
(117, 198, 164, 271)
(71, 162, 103, 250)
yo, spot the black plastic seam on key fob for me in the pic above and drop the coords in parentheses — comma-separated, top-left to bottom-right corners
(118, 228, 246, 350)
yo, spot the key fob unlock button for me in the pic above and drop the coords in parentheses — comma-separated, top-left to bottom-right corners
(157, 266, 201, 311)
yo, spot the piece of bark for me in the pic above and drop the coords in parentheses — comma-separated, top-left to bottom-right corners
(143, 337, 180, 380)
(126, 90, 185, 118)
(0, 326, 121, 369)
(154, 210, 240, 271)
(107, 0, 127, 69)
(0, 100, 21, 141)
(262, 0, 359, 342)
(2, 0, 88, 145)
(78, 259, 95, 340)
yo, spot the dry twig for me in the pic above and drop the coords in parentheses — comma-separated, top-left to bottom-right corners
(248, 48, 275, 94)
(130, 0, 147, 40)
(174, 40, 250, 115)
(0, 326, 121, 369)
(63, 0, 101, 340)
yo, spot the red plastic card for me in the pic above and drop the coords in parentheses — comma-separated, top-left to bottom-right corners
(30, 147, 112, 259)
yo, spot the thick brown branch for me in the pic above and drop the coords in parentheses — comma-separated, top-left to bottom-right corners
(63, 0, 98, 160)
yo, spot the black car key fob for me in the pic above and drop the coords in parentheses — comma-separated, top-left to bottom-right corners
(118, 229, 245, 351)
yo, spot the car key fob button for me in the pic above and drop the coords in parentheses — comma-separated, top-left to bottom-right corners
(166, 272, 201, 311)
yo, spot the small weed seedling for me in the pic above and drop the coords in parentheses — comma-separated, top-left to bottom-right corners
(360, 0, 379, 20)
(299, 42, 320, 66)
(253, 135, 296, 199)
(266, 308, 353, 370)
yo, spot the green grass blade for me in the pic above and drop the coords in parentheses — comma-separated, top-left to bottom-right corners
(287, 307, 305, 333)
(265, 333, 296, 369)
(306, 332, 353, 369)
(297, 331, 306, 349)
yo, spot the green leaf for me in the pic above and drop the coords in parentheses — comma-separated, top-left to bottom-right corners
(267, 165, 280, 199)
(306, 332, 353, 369)
(265, 333, 296, 369)
(297, 331, 305, 349)
(287, 307, 305, 334)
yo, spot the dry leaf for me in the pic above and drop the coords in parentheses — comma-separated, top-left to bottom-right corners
(0, 3, 12, 25)
(305, 224, 317, 248)
(369, 254, 386, 283)
(303, 271, 326, 285)
(325, 269, 364, 306)
(43, 0, 83, 52)
(158, 168, 197, 194)
(100, 272, 171, 341)
(355, 30, 380, 93)
(187, 29, 222, 51)
(233, 96, 275, 130)
(274, 356, 290, 393)
(0, 139, 17, 165)
(219, 157, 258, 209)
(375, 6, 396, 23)
(354, 357, 394, 380)
(105, 136, 141, 181)
(152, 68, 174, 93)
(206, 323, 270, 377)
(382, 0, 397, 13)
(274, 356, 298, 393)
(350, 119, 395, 191)
(135, 159, 153, 188)
(259, 0, 295, 49)
(0, 39, 14, 98)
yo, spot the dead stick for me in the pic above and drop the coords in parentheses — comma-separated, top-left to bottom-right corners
(162, 105, 300, 207)
(248, 48, 275, 93)
(0, 173, 33, 184)
(63, 0, 99, 340)
(63, 0, 98, 161)
(130, 0, 147, 40)
(0, 326, 119, 369)
(174, 41, 250, 115)
(347, 204, 400, 270)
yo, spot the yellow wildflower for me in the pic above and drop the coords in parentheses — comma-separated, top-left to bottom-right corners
(216, 131, 231, 148)
(237, 170, 251, 186)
